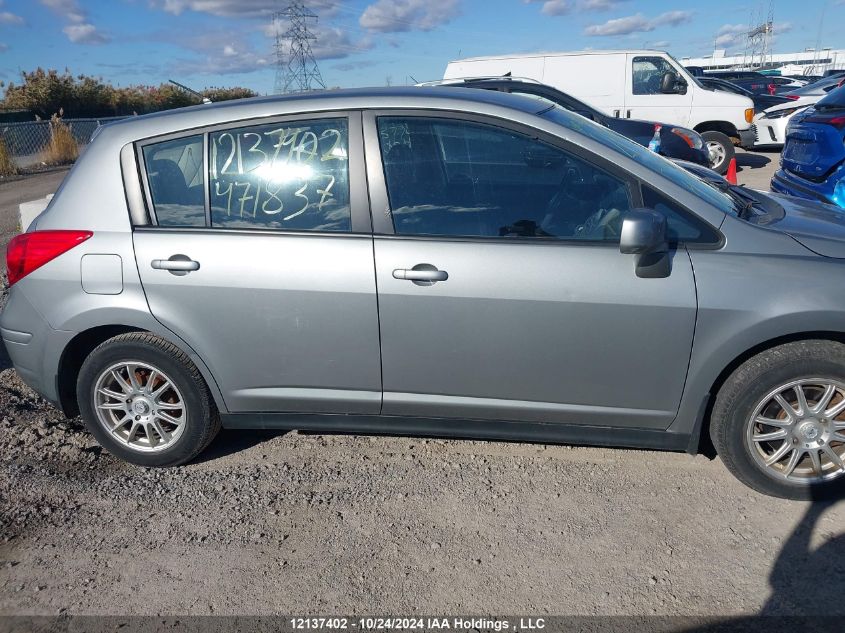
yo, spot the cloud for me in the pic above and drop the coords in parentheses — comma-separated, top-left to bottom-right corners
(0, 42, 8, 52)
(0, 11, 23, 25)
(359, 0, 460, 33)
(150, 0, 339, 18)
(39, 0, 85, 22)
(39, 0, 110, 44)
(712, 21, 791, 51)
(585, 10, 693, 36)
(524, 0, 628, 15)
(332, 59, 380, 72)
(63, 23, 110, 44)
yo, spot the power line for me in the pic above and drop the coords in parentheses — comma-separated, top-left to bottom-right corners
(273, 1, 326, 94)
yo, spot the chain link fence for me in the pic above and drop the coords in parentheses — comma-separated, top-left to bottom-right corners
(0, 116, 129, 169)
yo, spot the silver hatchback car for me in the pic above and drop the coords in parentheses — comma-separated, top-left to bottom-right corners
(4, 87, 845, 499)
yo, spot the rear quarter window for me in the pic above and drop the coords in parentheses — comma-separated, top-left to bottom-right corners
(141, 135, 205, 227)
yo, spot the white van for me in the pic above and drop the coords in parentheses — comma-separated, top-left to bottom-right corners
(444, 50, 756, 172)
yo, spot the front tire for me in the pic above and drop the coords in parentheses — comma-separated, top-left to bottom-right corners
(77, 332, 220, 467)
(701, 131, 735, 174)
(711, 340, 845, 499)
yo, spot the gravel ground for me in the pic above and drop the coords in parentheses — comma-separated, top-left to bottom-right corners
(2, 161, 845, 618)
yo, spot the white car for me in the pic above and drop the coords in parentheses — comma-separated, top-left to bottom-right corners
(752, 102, 809, 147)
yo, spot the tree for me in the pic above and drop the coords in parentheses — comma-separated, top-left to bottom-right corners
(0, 68, 258, 119)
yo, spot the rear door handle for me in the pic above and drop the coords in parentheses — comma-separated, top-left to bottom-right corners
(151, 254, 200, 276)
(626, 109, 632, 118)
(393, 264, 448, 284)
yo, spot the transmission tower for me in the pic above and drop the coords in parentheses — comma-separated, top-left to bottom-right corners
(273, 1, 326, 94)
(742, 1, 774, 70)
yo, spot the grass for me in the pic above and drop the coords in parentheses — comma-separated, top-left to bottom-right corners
(41, 114, 79, 165)
(0, 136, 17, 177)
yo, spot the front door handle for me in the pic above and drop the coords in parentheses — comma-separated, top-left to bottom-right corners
(613, 109, 621, 118)
(626, 109, 632, 118)
(151, 254, 200, 276)
(393, 264, 448, 285)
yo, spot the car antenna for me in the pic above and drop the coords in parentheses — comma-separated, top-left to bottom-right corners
(168, 79, 212, 104)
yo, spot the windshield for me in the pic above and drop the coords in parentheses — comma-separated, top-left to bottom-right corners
(540, 105, 735, 215)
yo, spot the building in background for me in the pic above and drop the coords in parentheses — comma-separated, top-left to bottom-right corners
(681, 49, 845, 76)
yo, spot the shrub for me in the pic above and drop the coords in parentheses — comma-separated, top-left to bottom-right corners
(0, 136, 17, 176)
(41, 114, 79, 165)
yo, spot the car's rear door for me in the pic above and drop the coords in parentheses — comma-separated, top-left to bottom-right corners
(132, 112, 382, 414)
(364, 110, 705, 430)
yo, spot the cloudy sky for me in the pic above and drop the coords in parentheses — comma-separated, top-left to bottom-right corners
(0, 0, 842, 94)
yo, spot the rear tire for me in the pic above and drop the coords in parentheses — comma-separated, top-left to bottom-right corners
(701, 131, 735, 174)
(77, 332, 220, 467)
(711, 340, 845, 499)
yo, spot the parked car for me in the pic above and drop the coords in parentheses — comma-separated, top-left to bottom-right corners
(697, 76, 790, 113)
(783, 74, 845, 104)
(751, 101, 811, 148)
(772, 85, 845, 208)
(5, 87, 845, 499)
(703, 71, 776, 95)
(424, 77, 710, 168)
(444, 50, 756, 174)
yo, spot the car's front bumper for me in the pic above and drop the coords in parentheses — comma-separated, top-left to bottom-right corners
(737, 127, 757, 149)
(752, 116, 789, 147)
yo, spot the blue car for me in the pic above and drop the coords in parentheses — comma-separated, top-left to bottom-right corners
(772, 85, 845, 208)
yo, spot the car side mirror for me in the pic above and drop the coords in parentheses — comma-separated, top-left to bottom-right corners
(620, 209, 671, 278)
(660, 71, 685, 94)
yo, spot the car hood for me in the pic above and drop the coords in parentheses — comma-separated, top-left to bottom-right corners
(764, 192, 845, 258)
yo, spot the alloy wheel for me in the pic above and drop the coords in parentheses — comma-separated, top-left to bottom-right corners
(745, 379, 845, 484)
(93, 361, 186, 452)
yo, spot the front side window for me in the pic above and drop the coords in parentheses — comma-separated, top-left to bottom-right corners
(209, 117, 350, 231)
(377, 117, 631, 241)
(142, 135, 205, 227)
(633, 56, 683, 95)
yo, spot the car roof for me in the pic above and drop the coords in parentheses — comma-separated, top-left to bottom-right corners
(97, 86, 548, 142)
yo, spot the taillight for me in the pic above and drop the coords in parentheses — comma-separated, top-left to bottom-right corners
(805, 115, 845, 129)
(768, 83, 776, 96)
(786, 95, 800, 100)
(6, 230, 92, 286)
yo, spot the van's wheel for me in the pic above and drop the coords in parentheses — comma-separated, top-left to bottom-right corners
(77, 332, 220, 467)
(711, 340, 845, 499)
(701, 131, 735, 174)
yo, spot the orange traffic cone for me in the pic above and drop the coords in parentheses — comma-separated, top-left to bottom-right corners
(726, 157, 738, 185)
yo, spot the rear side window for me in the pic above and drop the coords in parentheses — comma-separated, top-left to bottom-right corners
(208, 118, 350, 231)
(142, 135, 205, 227)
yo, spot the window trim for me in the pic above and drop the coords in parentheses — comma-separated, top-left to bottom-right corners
(362, 108, 642, 242)
(132, 110, 371, 235)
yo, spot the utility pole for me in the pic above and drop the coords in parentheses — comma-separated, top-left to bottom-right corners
(273, 1, 326, 94)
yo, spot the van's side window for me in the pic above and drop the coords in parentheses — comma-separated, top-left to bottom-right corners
(208, 118, 351, 232)
(377, 116, 631, 241)
(142, 135, 206, 227)
(632, 56, 682, 95)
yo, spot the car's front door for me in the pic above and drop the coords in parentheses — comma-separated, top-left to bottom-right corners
(132, 112, 382, 414)
(364, 112, 700, 429)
